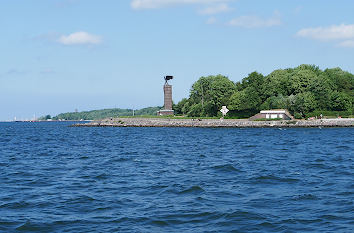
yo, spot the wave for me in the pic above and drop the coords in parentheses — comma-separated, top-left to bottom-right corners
(179, 185, 205, 194)
(15, 221, 44, 232)
(252, 175, 300, 184)
(212, 164, 241, 173)
(292, 194, 319, 201)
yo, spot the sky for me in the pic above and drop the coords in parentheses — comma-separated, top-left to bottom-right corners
(1, 0, 354, 120)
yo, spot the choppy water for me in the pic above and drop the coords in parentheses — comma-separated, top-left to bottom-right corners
(0, 122, 353, 232)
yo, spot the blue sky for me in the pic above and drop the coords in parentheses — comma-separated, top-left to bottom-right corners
(1, 0, 354, 120)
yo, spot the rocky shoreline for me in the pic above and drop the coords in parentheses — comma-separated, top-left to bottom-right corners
(72, 117, 354, 128)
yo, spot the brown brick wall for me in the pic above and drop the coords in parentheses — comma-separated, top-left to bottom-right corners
(164, 84, 172, 110)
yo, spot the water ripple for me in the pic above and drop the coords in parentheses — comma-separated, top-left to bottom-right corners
(0, 122, 353, 232)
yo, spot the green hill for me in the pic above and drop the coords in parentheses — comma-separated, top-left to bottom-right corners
(48, 107, 161, 120)
(174, 65, 353, 118)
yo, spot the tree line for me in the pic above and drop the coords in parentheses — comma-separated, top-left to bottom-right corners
(41, 107, 161, 120)
(174, 65, 353, 118)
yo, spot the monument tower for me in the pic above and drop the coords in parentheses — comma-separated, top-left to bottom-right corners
(157, 76, 174, 116)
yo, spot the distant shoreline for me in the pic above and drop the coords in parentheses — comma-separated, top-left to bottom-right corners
(72, 118, 354, 128)
(0, 120, 93, 123)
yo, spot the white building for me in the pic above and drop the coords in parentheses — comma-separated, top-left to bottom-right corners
(250, 109, 294, 120)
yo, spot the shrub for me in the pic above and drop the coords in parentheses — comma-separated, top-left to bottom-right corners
(294, 112, 302, 119)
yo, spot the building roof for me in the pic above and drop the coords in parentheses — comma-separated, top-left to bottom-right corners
(260, 109, 287, 114)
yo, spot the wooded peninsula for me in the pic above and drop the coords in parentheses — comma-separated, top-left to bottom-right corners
(45, 64, 353, 120)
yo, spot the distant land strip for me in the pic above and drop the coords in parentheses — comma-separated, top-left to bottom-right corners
(72, 118, 354, 128)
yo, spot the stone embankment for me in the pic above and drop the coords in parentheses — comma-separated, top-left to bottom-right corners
(73, 118, 354, 128)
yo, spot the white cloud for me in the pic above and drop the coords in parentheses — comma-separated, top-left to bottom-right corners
(131, 0, 229, 9)
(337, 40, 354, 48)
(57, 31, 102, 45)
(199, 3, 232, 15)
(206, 17, 217, 24)
(228, 13, 281, 28)
(297, 24, 354, 40)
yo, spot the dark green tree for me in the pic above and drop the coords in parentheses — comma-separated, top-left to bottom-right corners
(188, 103, 203, 117)
(330, 91, 352, 111)
(174, 98, 189, 115)
(308, 74, 333, 110)
(290, 68, 317, 94)
(262, 69, 291, 99)
(187, 75, 235, 116)
(294, 92, 317, 116)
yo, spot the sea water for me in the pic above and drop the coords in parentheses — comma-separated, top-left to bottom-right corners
(0, 122, 353, 232)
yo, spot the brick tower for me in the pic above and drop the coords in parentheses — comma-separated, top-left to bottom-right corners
(157, 76, 174, 116)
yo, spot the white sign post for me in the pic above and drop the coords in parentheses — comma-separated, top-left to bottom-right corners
(220, 106, 229, 119)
